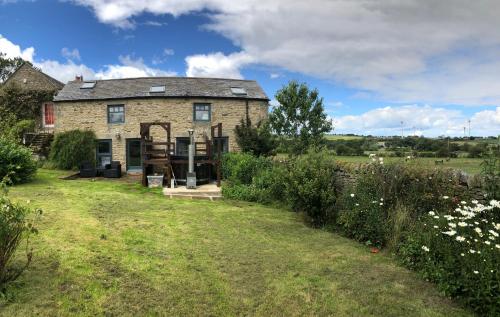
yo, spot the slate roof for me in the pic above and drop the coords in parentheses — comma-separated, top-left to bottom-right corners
(54, 77, 269, 102)
(3, 62, 64, 90)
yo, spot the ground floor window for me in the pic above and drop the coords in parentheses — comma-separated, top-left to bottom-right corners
(176, 137, 190, 156)
(213, 137, 229, 153)
(96, 139, 112, 168)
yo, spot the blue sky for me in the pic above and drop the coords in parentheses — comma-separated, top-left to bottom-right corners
(1, 0, 499, 137)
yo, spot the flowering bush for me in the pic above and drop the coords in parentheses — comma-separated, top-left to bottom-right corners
(398, 200, 500, 315)
(0, 190, 41, 292)
(0, 137, 37, 185)
(337, 162, 463, 247)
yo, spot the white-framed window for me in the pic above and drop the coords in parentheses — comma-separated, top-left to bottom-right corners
(42, 102, 55, 127)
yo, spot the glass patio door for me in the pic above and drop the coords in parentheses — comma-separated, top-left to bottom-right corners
(126, 139, 142, 171)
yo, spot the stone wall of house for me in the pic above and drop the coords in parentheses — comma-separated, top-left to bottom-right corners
(54, 97, 269, 167)
(4, 63, 63, 91)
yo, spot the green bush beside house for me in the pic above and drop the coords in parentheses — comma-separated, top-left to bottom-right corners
(49, 130, 97, 170)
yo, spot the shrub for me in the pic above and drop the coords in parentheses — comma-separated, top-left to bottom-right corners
(221, 152, 272, 185)
(0, 188, 41, 292)
(0, 138, 37, 185)
(49, 130, 97, 170)
(234, 118, 277, 156)
(337, 162, 463, 247)
(285, 150, 337, 226)
(398, 200, 500, 315)
(221, 183, 265, 202)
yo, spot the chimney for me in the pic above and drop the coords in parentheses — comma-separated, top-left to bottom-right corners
(75, 75, 83, 82)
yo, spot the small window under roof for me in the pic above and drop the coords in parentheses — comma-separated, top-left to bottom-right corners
(80, 81, 96, 89)
(150, 85, 166, 93)
(231, 87, 247, 95)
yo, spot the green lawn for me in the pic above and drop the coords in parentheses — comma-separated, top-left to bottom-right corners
(1, 170, 472, 316)
(334, 156, 484, 174)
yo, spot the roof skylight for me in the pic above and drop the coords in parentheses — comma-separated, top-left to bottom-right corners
(150, 85, 166, 93)
(80, 81, 96, 89)
(230, 87, 247, 95)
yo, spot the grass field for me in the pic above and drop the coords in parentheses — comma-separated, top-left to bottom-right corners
(325, 135, 364, 141)
(1, 170, 472, 316)
(334, 156, 484, 175)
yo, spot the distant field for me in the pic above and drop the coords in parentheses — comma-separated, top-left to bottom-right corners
(325, 135, 364, 141)
(334, 156, 484, 175)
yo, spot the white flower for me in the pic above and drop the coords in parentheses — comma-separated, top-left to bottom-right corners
(433, 225, 439, 229)
(472, 200, 478, 204)
(421, 246, 430, 252)
(355, 203, 359, 206)
(428, 211, 436, 216)
(461, 201, 467, 205)
(448, 223, 457, 228)
(456, 236, 465, 242)
(485, 241, 491, 245)
(350, 193, 355, 197)
(488, 230, 499, 237)
(473, 271, 479, 274)
(490, 200, 500, 208)
(443, 196, 449, 199)
(442, 230, 457, 236)
(496, 244, 500, 249)
(495, 223, 500, 231)
(458, 222, 467, 227)
(379, 203, 383, 206)
(380, 198, 384, 201)
(460, 253, 465, 256)
(470, 249, 476, 253)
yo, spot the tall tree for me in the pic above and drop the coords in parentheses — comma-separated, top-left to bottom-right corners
(0, 52, 24, 83)
(270, 80, 333, 154)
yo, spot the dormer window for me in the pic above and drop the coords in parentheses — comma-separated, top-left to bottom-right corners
(230, 87, 247, 95)
(150, 85, 165, 93)
(81, 81, 96, 89)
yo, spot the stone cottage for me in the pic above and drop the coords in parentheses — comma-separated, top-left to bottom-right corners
(53, 77, 269, 172)
(2, 62, 64, 131)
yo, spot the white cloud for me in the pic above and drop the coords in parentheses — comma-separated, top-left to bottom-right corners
(35, 59, 95, 83)
(0, 34, 35, 61)
(163, 48, 174, 56)
(1, 35, 176, 83)
(334, 105, 500, 137)
(143, 20, 167, 27)
(70, 0, 500, 105)
(152, 48, 175, 65)
(61, 47, 81, 61)
(95, 55, 177, 79)
(185, 51, 253, 78)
